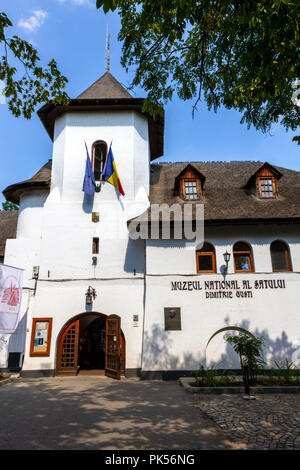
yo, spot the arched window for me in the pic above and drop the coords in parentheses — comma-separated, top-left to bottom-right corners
(92, 141, 107, 181)
(270, 240, 292, 272)
(196, 242, 216, 273)
(233, 241, 254, 273)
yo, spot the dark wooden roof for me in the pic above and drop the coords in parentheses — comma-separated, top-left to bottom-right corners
(5, 159, 300, 224)
(37, 72, 164, 161)
(0, 211, 18, 257)
(3, 160, 52, 205)
(131, 161, 300, 224)
(77, 72, 133, 99)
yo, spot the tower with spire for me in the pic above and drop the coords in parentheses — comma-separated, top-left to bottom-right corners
(3, 67, 164, 377)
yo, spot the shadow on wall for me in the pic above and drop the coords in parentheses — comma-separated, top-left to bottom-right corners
(142, 320, 299, 373)
(123, 237, 145, 274)
(206, 317, 299, 369)
(82, 193, 94, 214)
(142, 323, 205, 371)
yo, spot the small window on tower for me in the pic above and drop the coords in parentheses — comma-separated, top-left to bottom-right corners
(92, 237, 99, 254)
(92, 141, 107, 181)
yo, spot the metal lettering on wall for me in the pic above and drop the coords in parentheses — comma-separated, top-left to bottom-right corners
(170, 279, 286, 299)
(164, 308, 181, 330)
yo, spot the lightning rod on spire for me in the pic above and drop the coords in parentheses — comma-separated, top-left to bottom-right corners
(106, 27, 110, 73)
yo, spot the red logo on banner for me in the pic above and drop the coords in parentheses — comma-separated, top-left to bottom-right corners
(1, 282, 20, 307)
(0, 266, 23, 334)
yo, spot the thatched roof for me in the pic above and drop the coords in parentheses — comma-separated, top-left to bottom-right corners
(0, 211, 18, 257)
(77, 72, 133, 99)
(131, 161, 300, 224)
(3, 160, 52, 205)
(4, 159, 300, 226)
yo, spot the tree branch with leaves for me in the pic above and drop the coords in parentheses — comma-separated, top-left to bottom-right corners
(96, 0, 300, 139)
(0, 12, 69, 119)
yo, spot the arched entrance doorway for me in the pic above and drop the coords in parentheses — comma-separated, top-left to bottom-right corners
(55, 313, 125, 379)
(205, 326, 256, 369)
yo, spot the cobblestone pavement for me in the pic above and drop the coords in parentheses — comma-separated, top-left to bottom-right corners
(193, 393, 300, 450)
(0, 378, 240, 450)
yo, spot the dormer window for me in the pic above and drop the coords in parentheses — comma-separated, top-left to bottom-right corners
(175, 164, 205, 201)
(92, 141, 107, 181)
(244, 162, 281, 200)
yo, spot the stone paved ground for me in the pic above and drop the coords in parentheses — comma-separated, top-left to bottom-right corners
(0, 377, 243, 450)
(192, 393, 300, 450)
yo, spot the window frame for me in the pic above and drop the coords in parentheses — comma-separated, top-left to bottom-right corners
(181, 177, 201, 200)
(233, 242, 254, 273)
(196, 242, 216, 274)
(92, 237, 99, 255)
(91, 140, 108, 182)
(257, 176, 277, 199)
(30, 318, 52, 357)
(270, 240, 292, 272)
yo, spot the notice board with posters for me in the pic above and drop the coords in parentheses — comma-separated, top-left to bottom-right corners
(30, 318, 52, 356)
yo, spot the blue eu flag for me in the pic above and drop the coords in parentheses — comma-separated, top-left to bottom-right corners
(82, 143, 96, 196)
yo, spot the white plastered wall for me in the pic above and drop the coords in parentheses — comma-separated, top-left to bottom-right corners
(142, 223, 300, 371)
(7, 108, 150, 374)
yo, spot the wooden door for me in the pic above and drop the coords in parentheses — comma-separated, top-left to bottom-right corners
(120, 332, 125, 377)
(56, 320, 79, 376)
(105, 315, 121, 380)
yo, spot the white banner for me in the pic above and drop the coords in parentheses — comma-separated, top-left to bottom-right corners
(0, 264, 24, 334)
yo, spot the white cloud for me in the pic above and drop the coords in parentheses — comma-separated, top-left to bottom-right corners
(57, 0, 93, 6)
(18, 10, 48, 33)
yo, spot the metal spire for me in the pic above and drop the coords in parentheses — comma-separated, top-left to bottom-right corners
(106, 27, 110, 73)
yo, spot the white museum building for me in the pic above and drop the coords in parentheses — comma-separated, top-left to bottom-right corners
(1, 71, 300, 379)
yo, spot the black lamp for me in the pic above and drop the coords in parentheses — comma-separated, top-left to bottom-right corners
(223, 251, 231, 265)
(85, 286, 97, 305)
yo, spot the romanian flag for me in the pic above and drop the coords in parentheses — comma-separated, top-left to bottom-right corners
(102, 146, 125, 196)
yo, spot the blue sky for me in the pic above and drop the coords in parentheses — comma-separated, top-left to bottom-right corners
(1, 0, 300, 207)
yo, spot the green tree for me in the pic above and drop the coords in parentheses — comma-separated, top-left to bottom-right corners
(2, 201, 19, 210)
(0, 12, 69, 119)
(224, 332, 265, 384)
(97, 0, 300, 137)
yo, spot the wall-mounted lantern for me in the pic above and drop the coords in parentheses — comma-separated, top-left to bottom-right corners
(85, 286, 97, 305)
(223, 251, 231, 271)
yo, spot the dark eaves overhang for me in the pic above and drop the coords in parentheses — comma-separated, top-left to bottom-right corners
(127, 208, 300, 227)
(3, 181, 50, 205)
(37, 98, 164, 161)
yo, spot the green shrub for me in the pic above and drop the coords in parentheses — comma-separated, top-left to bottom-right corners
(273, 359, 300, 384)
(224, 332, 265, 385)
(192, 364, 220, 387)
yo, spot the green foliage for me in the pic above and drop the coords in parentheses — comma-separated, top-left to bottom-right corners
(224, 332, 265, 384)
(2, 201, 18, 210)
(192, 365, 241, 387)
(96, 0, 300, 133)
(273, 358, 300, 384)
(192, 363, 220, 387)
(0, 12, 69, 119)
